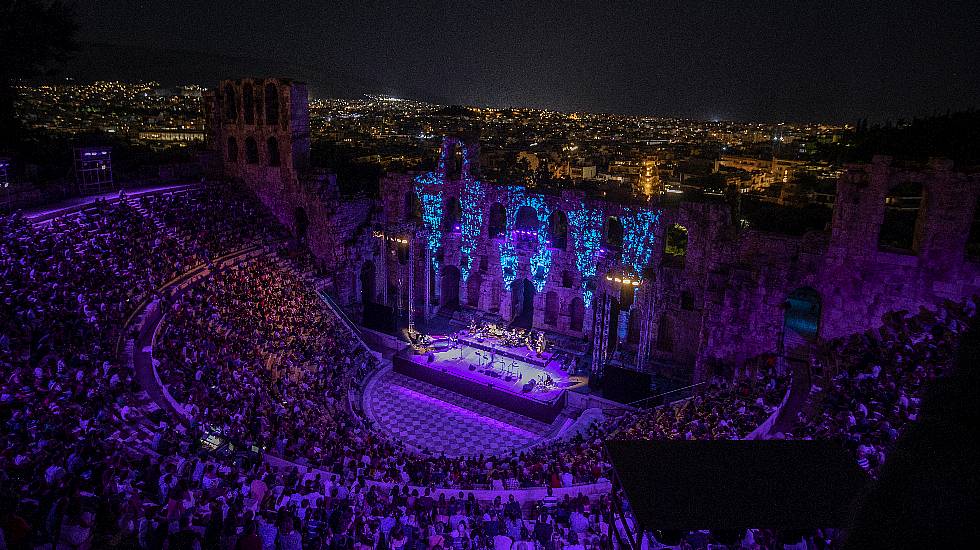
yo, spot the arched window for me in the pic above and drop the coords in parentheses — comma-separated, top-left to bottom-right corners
(242, 82, 254, 125)
(244, 137, 259, 164)
(569, 297, 584, 332)
(267, 136, 280, 167)
(784, 287, 821, 341)
(404, 191, 421, 221)
(544, 291, 559, 326)
(515, 205, 540, 232)
(548, 210, 568, 250)
(561, 270, 573, 288)
(442, 197, 462, 231)
(665, 224, 688, 265)
(223, 83, 237, 122)
(226, 136, 237, 162)
(487, 203, 506, 237)
(264, 83, 280, 126)
(879, 180, 923, 252)
(605, 217, 623, 249)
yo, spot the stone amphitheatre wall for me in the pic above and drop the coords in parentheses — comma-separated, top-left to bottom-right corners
(208, 78, 980, 383)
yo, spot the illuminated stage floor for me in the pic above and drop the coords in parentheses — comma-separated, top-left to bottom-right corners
(392, 343, 587, 422)
(426, 344, 579, 401)
(364, 367, 558, 457)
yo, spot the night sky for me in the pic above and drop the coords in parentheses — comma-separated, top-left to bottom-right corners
(73, 1, 979, 122)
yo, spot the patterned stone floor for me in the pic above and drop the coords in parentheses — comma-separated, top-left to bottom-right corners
(363, 367, 557, 457)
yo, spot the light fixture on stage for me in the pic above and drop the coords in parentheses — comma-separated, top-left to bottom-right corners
(605, 266, 641, 286)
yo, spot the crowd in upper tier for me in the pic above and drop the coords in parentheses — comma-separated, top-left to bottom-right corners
(612, 359, 787, 442)
(785, 299, 974, 477)
(0, 184, 972, 549)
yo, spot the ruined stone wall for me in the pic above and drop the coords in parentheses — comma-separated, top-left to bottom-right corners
(209, 78, 375, 296)
(207, 84, 980, 384)
(697, 157, 980, 380)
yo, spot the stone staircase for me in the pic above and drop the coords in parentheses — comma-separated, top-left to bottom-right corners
(124, 191, 188, 250)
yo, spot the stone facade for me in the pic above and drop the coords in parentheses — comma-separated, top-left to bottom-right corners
(208, 79, 980, 384)
(206, 78, 375, 299)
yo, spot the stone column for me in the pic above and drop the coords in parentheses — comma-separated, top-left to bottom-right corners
(408, 236, 416, 333)
(433, 263, 442, 309)
(635, 285, 655, 370)
(424, 244, 432, 321)
(591, 289, 610, 379)
(379, 235, 388, 306)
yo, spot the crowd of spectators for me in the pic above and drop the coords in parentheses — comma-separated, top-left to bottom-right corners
(612, 361, 788, 442)
(787, 300, 974, 477)
(1, 185, 971, 548)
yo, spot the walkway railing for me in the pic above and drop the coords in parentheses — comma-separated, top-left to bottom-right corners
(315, 287, 373, 355)
(626, 381, 707, 409)
(745, 375, 794, 440)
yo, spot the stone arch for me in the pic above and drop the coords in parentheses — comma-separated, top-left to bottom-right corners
(449, 141, 463, 179)
(226, 136, 237, 162)
(294, 207, 309, 243)
(264, 83, 280, 127)
(548, 210, 569, 250)
(515, 205, 540, 233)
(784, 287, 821, 341)
(404, 191, 421, 221)
(510, 278, 535, 328)
(267, 136, 280, 167)
(544, 291, 559, 326)
(467, 272, 483, 307)
(244, 137, 259, 164)
(442, 196, 462, 231)
(605, 216, 624, 249)
(441, 264, 461, 310)
(569, 296, 584, 332)
(223, 83, 237, 122)
(360, 260, 376, 304)
(488, 203, 507, 237)
(242, 82, 255, 124)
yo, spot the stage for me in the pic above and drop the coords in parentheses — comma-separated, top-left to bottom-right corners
(392, 341, 585, 423)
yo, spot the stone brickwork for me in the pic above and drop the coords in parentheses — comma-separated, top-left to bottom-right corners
(206, 78, 374, 303)
(208, 83, 980, 384)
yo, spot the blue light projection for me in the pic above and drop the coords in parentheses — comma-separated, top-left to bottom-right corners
(498, 241, 519, 289)
(502, 186, 553, 292)
(414, 172, 444, 271)
(458, 177, 484, 281)
(568, 204, 604, 307)
(416, 138, 481, 275)
(620, 207, 661, 275)
(436, 137, 474, 179)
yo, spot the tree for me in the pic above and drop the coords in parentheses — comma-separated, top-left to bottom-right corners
(0, 0, 78, 148)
